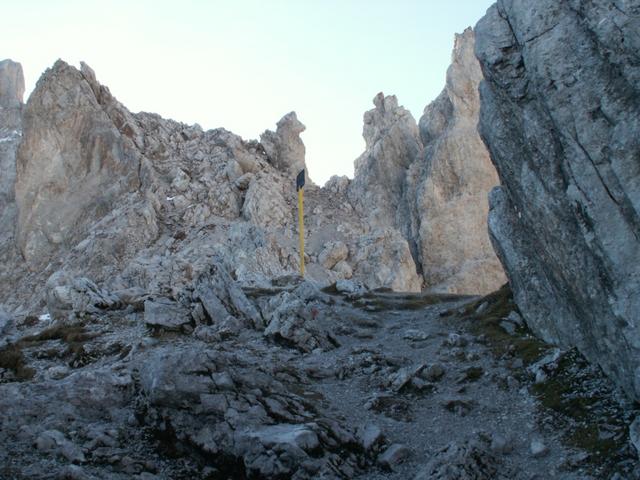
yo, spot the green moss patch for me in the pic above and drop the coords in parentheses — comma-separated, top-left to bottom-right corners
(531, 349, 636, 474)
(447, 284, 638, 476)
(322, 283, 472, 313)
(448, 284, 547, 366)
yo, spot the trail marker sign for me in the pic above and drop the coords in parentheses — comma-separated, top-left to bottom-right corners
(296, 169, 305, 276)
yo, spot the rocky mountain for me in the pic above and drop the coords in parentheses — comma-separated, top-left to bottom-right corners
(0, 59, 429, 315)
(475, 0, 640, 401)
(1, 9, 640, 478)
(0, 60, 23, 252)
(409, 28, 506, 294)
(0, 31, 504, 314)
(348, 30, 505, 295)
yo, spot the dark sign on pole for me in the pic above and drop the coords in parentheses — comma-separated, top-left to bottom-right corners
(296, 169, 305, 191)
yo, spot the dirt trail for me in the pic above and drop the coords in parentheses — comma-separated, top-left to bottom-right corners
(0, 282, 637, 479)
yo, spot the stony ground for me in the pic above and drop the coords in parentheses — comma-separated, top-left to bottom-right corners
(0, 277, 638, 479)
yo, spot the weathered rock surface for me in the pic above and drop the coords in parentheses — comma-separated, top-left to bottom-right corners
(0, 60, 24, 267)
(349, 93, 422, 237)
(2, 275, 625, 479)
(260, 111, 307, 177)
(475, 0, 640, 398)
(1, 59, 430, 315)
(346, 31, 506, 295)
(15, 60, 142, 265)
(408, 29, 505, 294)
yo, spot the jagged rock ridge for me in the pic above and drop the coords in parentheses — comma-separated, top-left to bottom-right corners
(348, 30, 505, 295)
(1, 59, 426, 314)
(475, 0, 640, 398)
(409, 28, 506, 294)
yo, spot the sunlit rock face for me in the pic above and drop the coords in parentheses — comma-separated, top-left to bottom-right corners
(348, 29, 505, 295)
(0, 60, 25, 273)
(408, 28, 506, 294)
(260, 111, 307, 178)
(2, 26, 507, 311)
(15, 60, 142, 265)
(476, 0, 640, 398)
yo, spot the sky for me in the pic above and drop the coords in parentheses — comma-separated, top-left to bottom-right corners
(2, 0, 495, 185)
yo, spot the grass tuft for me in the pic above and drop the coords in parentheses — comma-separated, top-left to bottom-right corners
(0, 344, 35, 380)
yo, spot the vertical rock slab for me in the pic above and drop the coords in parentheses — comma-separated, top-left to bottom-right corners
(0, 59, 24, 254)
(15, 60, 141, 265)
(347, 93, 423, 291)
(349, 93, 422, 236)
(410, 29, 505, 294)
(476, 1, 640, 398)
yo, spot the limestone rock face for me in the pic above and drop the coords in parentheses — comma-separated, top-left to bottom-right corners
(0, 60, 24, 275)
(0, 59, 24, 207)
(347, 37, 506, 295)
(260, 111, 307, 178)
(409, 28, 506, 294)
(475, 1, 640, 398)
(351, 228, 423, 293)
(349, 93, 421, 235)
(0, 59, 431, 313)
(15, 60, 141, 265)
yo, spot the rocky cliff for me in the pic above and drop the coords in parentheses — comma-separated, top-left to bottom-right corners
(349, 30, 505, 295)
(0, 60, 24, 288)
(16, 61, 142, 265)
(0, 59, 426, 314)
(0, 60, 23, 216)
(0, 28, 507, 313)
(475, 0, 640, 398)
(409, 28, 506, 294)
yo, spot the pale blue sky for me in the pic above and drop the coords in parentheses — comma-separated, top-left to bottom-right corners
(2, 0, 494, 184)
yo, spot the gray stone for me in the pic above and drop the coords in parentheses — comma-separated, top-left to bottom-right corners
(506, 311, 524, 328)
(499, 321, 517, 336)
(357, 424, 384, 451)
(318, 241, 348, 270)
(36, 429, 66, 451)
(629, 416, 640, 458)
(414, 438, 509, 480)
(421, 363, 446, 382)
(530, 439, 548, 458)
(333, 260, 353, 279)
(377, 443, 410, 469)
(143, 298, 190, 330)
(247, 424, 320, 452)
(475, 0, 640, 400)
(335, 279, 365, 296)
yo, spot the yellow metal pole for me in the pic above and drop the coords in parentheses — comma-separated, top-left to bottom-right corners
(298, 187, 305, 276)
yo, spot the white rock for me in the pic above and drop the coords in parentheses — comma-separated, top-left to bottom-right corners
(318, 241, 348, 269)
(378, 443, 411, 469)
(530, 439, 548, 458)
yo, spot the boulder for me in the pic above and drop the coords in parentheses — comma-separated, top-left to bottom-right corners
(318, 241, 348, 269)
(475, 0, 640, 399)
(143, 298, 191, 330)
(351, 229, 422, 292)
